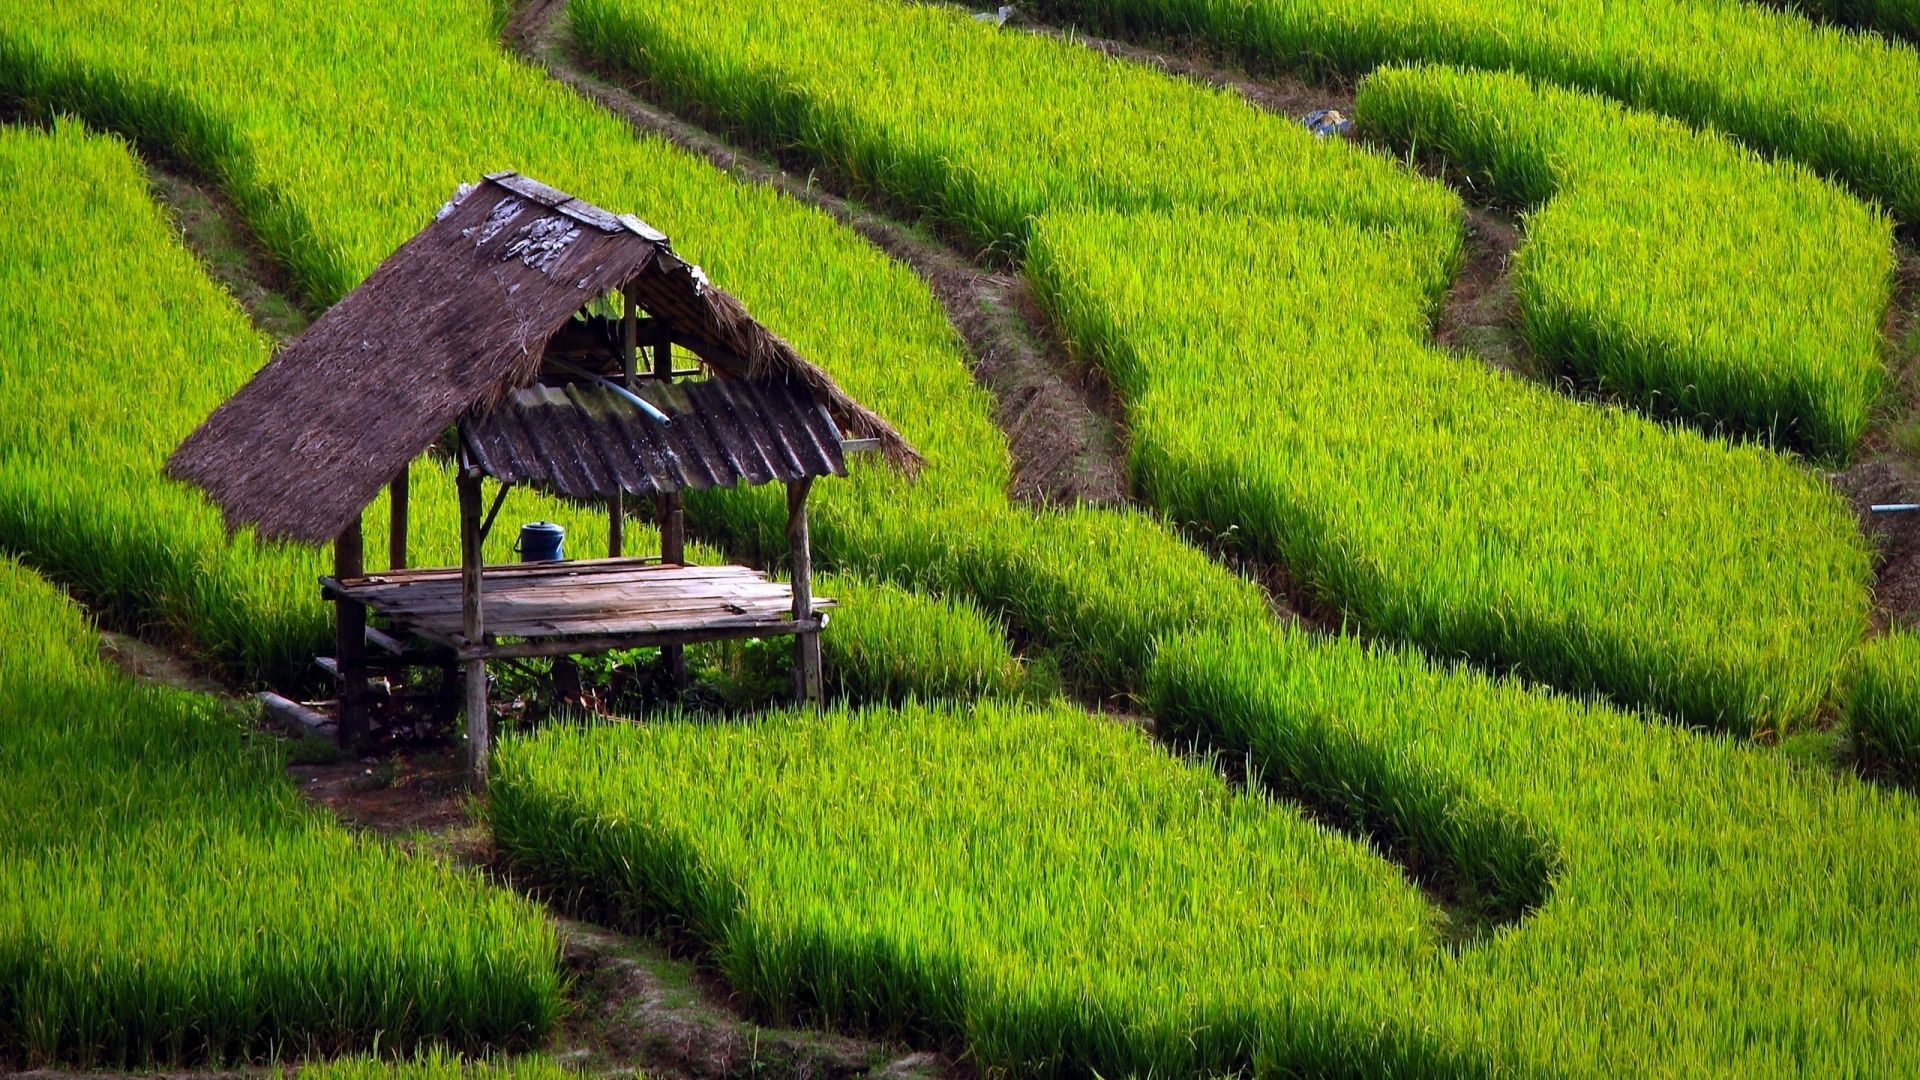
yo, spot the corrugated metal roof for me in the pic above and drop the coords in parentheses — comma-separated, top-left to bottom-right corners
(462, 377, 848, 498)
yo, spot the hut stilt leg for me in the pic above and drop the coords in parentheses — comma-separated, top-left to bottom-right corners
(786, 479, 821, 708)
(657, 490, 688, 692)
(459, 468, 490, 790)
(334, 517, 367, 749)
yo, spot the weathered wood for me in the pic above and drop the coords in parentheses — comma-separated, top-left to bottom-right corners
(333, 517, 367, 749)
(787, 478, 822, 707)
(388, 467, 410, 570)
(257, 691, 335, 741)
(459, 466, 489, 790)
(365, 625, 406, 656)
(611, 285, 639, 558)
(458, 617, 824, 661)
(654, 310, 688, 687)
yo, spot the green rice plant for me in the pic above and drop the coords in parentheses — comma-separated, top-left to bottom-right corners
(567, 0, 1875, 730)
(1772, 0, 1920, 41)
(13, 4, 1919, 1070)
(490, 702, 1490, 1075)
(0, 557, 560, 1066)
(0, 118, 679, 685)
(0, 110, 1045, 709)
(0, 0, 1274, 705)
(494, 652, 1920, 1074)
(814, 572, 1037, 702)
(1845, 630, 1920, 774)
(1356, 64, 1895, 459)
(290, 1049, 577, 1080)
(569, 0, 1459, 258)
(1030, 206, 1872, 731)
(1025, 0, 1920, 224)
(1145, 623, 1920, 1074)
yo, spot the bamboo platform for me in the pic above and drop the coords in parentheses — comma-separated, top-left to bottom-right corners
(322, 558, 830, 661)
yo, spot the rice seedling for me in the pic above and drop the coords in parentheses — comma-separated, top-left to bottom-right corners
(549, 0, 1878, 730)
(1844, 630, 1920, 774)
(290, 1049, 577, 1080)
(0, 109, 1043, 709)
(1025, 0, 1920, 224)
(568, 0, 1460, 258)
(0, 0, 1277, 706)
(6, 3, 1918, 1073)
(812, 572, 1037, 702)
(490, 701, 1483, 1075)
(1031, 204, 1872, 731)
(1146, 623, 1920, 1074)
(1356, 64, 1894, 459)
(1779, 0, 1920, 40)
(0, 556, 561, 1066)
(493, 651, 1920, 1074)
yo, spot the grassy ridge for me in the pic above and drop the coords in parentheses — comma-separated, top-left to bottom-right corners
(0, 114, 1019, 701)
(495, 643, 1920, 1074)
(570, 0, 1458, 256)
(1846, 630, 1920, 775)
(1148, 625, 1920, 1074)
(1025, 0, 1920, 224)
(1030, 207, 1870, 731)
(565, 0, 1872, 730)
(1777, 0, 1920, 40)
(291, 1050, 577, 1080)
(0, 547, 560, 1065)
(5, 1, 1919, 1072)
(0, 0, 1275, 704)
(491, 702, 1480, 1076)
(1356, 64, 1894, 460)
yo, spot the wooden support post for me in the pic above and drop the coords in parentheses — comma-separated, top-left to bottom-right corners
(334, 516, 367, 748)
(459, 467, 490, 790)
(388, 467, 410, 570)
(610, 287, 639, 558)
(654, 325, 690, 689)
(786, 478, 821, 707)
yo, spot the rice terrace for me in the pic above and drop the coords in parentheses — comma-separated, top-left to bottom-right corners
(6, 0, 1920, 1074)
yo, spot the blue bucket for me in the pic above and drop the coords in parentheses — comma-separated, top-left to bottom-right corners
(517, 521, 565, 562)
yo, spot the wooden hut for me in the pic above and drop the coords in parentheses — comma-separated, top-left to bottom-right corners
(167, 172, 918, 787)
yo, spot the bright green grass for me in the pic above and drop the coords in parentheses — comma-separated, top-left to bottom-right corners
(8, 3, 1919, 1072)
(494, 658, 1920, 1074)
(567, 0, 1875, 731)
(1146, 625, 1920, 1074)
(1832, 0, 1920, 38)
(571, 0, 1459, 256)
(0, 117, 676, 685)
(0, 0, 1273, 703)
(1845, 630, 1920, 774)
(1031, 206, 1871, 732)
(0, 555, 560, 1066)
(0, 114, 1027, 704)
(490, 702, 1484, 1076)
(290, 1049, 578, 1080)
(1357, 64, 1894, 460)
(1026, 0, 1920, 223)
(1776, 0, 1920, 40)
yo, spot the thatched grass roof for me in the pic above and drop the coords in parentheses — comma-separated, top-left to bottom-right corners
(167, 172, 919, 545)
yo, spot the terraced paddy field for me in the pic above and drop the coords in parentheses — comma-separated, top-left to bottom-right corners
(3, 0, 1920, 1074)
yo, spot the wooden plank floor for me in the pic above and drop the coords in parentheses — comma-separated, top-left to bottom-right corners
(327, 559, 830, 645)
